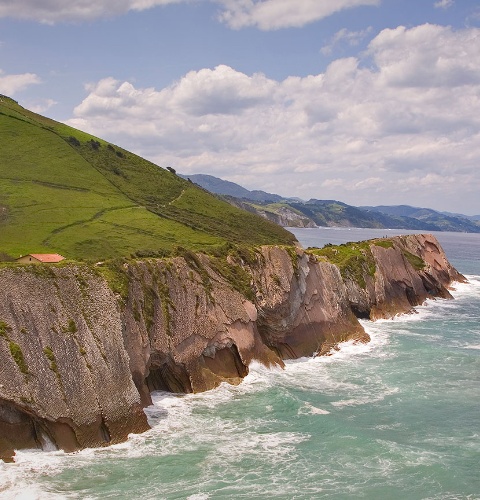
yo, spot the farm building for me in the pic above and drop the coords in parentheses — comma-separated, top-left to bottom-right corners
(16, 254, 65, 264)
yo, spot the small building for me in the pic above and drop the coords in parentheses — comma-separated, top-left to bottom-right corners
(16, 254, 65, 264)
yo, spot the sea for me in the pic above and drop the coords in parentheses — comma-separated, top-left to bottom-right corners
(1, 228, 479, 499)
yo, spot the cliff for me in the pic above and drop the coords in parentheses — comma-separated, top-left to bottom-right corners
(310, 234, 465, 320)
(0, 234, 464, 461)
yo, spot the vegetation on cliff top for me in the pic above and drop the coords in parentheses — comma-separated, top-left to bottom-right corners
(308, 238, 426, 289)
(308, 238, 426, 288)
(309, 240, 376, 289)
(0, 96, 295, 261)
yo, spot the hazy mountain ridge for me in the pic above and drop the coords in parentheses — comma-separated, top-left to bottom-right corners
(184, 173, 480, 233)
(180, 174, 284, 203)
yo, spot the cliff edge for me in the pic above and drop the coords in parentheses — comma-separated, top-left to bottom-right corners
(0, 234, 464, 461)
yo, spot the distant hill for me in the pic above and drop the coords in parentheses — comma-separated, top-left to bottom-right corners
(362, 205, 480, 233)
(0, 97, 295, 261)
(441, 211, 480, 221)
(184, 173, 480, 233)
(180, 174, 283, 202)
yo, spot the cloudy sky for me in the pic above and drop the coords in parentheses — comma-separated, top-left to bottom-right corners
(1, 0, 480, 214)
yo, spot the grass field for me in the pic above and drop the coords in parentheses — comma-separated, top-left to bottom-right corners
(0, 96, 295, 261)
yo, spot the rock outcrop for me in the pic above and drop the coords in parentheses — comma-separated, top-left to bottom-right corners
(0, 234, 464, 461)
(336, 234, 465, 319)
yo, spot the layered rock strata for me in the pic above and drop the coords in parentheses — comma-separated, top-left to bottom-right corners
(0, 234, 464, 461)
(339, 234, 465, 319)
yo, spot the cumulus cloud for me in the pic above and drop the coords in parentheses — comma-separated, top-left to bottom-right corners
(0, 0, 183, 23)
(369, 24, 480, 88)
(67, 24, 480, 212)
(217, 0, 381, 30)
(0, 70, 41, 96)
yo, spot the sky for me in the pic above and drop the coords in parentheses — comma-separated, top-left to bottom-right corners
(1, 0, 480, 215)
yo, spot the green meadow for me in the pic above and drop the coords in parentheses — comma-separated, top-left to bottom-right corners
(0, 97, 295, 261)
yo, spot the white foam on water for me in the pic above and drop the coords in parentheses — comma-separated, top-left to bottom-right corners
(451, 275, 480, 298)
(366, 284, 476, 328)
(330, 386, 400, 408)
(374, 439, 443, 467)
(212, 430, 310, 465)
(298, 402, 330, 415)
(0, 449, 73, 500)
(463, 343, 480, 350)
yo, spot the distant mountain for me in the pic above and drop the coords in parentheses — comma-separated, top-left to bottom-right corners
(441, 211, 480, 221)
(184, 173, 480, 233)
(179, 174, 283, 202)
(362, 205, 480, 233)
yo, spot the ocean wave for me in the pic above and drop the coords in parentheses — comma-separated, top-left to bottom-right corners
(330, 386, 400, 408)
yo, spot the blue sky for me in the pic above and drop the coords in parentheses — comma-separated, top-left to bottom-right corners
(1, 0, 480, 214)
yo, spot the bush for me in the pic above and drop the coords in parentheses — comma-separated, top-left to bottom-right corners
(0, 320, 11, 339)
(0, 252, 14, 262)
(9, 342, 28, 374)
(68, 136, 81, 147)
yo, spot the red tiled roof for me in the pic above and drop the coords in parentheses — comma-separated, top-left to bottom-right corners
(28, 254, 65, 263)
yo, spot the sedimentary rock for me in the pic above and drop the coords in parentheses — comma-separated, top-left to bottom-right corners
(0, 266, 149, 462)
(0, 234, 464, 461)
(340, 234, 465, 319)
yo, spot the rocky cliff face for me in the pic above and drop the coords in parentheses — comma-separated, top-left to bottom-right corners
(337, 234, 465, 320)
(0, 234, 464, 461)
(0, 266, 149, 462)
(227, 198, 316, 228)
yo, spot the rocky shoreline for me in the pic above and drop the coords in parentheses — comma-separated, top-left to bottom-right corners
(0, 234, 465, 462)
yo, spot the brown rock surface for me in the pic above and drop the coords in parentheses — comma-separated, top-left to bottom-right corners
(0, 266, 149, 461)
(341, 234, 466, 320)
(0, 234, 463, 460)
(251, 246, 367, 359)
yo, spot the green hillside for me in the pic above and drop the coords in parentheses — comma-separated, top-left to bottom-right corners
(0, 96, 295, 261)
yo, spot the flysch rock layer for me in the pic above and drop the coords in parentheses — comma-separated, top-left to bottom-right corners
(0, 234, 464, 461)
(343, 234, 465, 320)
(0, 266, 149, 462)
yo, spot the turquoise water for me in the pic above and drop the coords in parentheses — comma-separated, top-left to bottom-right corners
(1, 229, 479, 499)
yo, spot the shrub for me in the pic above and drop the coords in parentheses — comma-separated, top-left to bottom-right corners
(43, 346, 59, 374)
(68, 136, 81, 147)
(9, 342, 28, 374)
(62, 319, 78, 334)
(0, 320, 11, 339)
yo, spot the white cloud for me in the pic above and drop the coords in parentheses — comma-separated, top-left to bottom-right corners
(67, 24, 480, 212)
(0, 70, 41, 96)
(321, 27, 373, 55)
(0, 0, 183, 23)
(369, 24, 480, 88)
(0, 0, 381, 27)
(434, 0, 453, 9)
(27, 98, 57, 113)
(217, 0, 381, 30)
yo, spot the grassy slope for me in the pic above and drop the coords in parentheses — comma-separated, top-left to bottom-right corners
(0, 97, 295, 260)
